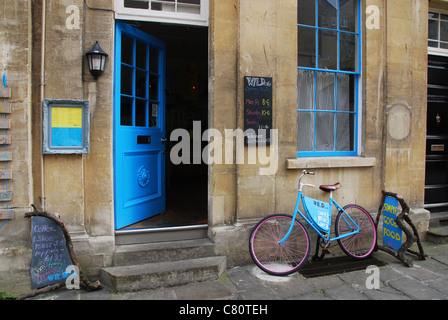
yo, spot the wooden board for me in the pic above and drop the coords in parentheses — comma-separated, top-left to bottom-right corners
(0, 104, 12, 114)
(0, 119, 10, 129)
(0, 135, 11, 145)
(0, 190, 12, 202)
(0, 210, 15, 220)
(0, 170, 12, 180)
(0, 87, 11, 98)
(0, 152, 12, 161)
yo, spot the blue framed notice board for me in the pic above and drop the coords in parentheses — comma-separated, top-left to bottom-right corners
(42, 99, 90, 154)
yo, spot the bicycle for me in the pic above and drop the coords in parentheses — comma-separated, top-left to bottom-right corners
(249, 170, 377, 276)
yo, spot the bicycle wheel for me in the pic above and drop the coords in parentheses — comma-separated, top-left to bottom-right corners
(335, 205, 377, 260)
(249, 214, 311, 276)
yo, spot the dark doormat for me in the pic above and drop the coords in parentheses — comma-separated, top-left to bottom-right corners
(298, 255, 387, 278)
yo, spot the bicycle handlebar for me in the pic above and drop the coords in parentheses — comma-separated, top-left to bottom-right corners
(298, 170, 315, 190)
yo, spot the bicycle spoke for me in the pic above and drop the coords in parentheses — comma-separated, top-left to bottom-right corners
(336, 205, 376, 259)
(250, 215, 311, 276)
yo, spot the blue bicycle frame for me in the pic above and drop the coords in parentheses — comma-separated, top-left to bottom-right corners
(279, 174, 361, 245)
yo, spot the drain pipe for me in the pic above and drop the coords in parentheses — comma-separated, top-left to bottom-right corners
(39, 0, 47, 211)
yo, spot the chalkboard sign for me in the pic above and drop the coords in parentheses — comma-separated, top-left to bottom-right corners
(30, 216, 74, 289)
(244, 76, 273, 145)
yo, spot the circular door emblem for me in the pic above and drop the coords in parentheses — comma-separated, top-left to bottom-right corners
(137, 166, 150, 188)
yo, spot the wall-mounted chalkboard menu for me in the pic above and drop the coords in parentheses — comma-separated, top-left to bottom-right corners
(30, 216, 74, 289)
(244, 76, 273, 145)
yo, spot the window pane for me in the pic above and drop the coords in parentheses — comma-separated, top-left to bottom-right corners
(429, 19, 439, 40)
(339, 0, 357, 32)
(337, 74, 354, 112)
(121, 97, 133, 126)
(125, 0, 149, 9)
(315, 112, 335, 152)
(136, 41, 147, 69)
(298, 26, 316, 68)
(149, 74, 159, 100)
(316, 72, 335, 110)
(121, 35, 134, 65)
(150, 47, 159, 73)
(298, 0, 315, 26)
(178, 0, 201, 14)
(441, 21, 448, 42)
(150, 103, 159, 127)
(429, 12, 439, 19)
(298, 111, 314, 152)
(429, 40, 438, 48)
(340, 32, 357, 72)
(179, 0, 200, 4)
(152, 0, 175, 12)
(336, 113, 354, 151)
(318, 29, 337, 70)
(298, 70, 314, 110)
(135, 99, 147, 127)
(318, 0, 337, 29)
(136, 69, 148, 98)
(121, 65, 133, 95)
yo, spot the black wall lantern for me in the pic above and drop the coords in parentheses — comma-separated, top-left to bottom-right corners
(85, 41, 108, 79)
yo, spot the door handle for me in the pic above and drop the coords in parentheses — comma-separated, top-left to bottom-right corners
(161, 138, 167, 143)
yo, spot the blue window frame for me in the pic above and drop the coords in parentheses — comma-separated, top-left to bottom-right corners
(297, 0, 361, 157)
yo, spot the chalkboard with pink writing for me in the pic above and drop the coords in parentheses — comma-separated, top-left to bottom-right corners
(244, 76, 273, 145)
(30, 216, 74, 289)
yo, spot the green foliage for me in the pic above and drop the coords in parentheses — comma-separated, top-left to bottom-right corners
(0, 291, 20, 300)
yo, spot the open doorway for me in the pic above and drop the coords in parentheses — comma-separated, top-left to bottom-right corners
(121, 21, 209, 230)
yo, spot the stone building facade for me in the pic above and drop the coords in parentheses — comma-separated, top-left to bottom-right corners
(0, 0, 446, 283)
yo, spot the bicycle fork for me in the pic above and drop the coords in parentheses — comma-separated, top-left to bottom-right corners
(278, 193, 303, 245)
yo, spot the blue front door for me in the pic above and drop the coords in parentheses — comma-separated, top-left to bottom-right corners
(114, 21, 166, 230)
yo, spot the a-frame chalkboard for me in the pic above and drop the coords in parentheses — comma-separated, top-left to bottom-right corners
(20, 208, 101, 299)
(30, 216, 74, 289)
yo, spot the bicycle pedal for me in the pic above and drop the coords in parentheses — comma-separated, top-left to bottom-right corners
(322, 247, 331, 254)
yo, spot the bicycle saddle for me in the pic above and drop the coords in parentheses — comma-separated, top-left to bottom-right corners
(319, 183, 342, 192)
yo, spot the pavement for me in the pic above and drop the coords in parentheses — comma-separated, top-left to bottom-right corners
(21, 241, 448, 303)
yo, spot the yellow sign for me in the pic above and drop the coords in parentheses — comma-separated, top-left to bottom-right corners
(52, 107, 82, 128)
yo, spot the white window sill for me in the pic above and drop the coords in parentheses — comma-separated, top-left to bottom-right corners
(286, 156, 377, 170)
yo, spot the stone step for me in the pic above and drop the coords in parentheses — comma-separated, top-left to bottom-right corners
(113, 238, 215, 266)
(100, 256, 227, 292)
(429, 211, 448, 229)
(426, 226, 448, 244)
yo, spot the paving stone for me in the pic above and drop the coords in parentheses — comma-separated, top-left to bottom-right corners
(126, 287, 177, 300)
(226, 267, 267, 292)
(393, 265, 440, 281)
(289, 291, 330, 300)
(425, 278, 448, 296)
(237, 288, 279, 300)
(361, 285, 411, 300)
(307, 274, 346, 290)
(172, 281, 236, 300)
(268, 278, 315, 299)
(324, 284, 369, 300)
(388, 277, 447, 300)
